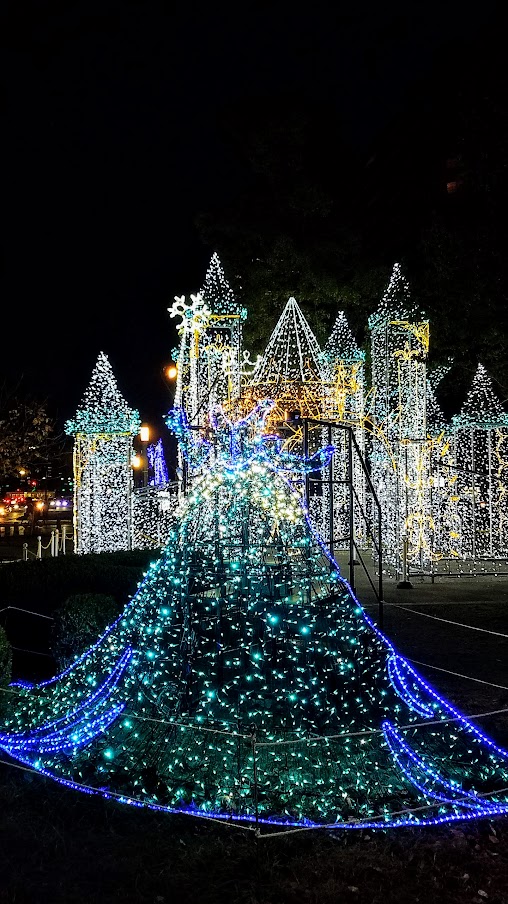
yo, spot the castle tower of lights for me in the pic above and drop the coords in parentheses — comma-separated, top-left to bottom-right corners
(198, 251, 248, 410)
(368, 264, 432, 569)
(319, 311, 367, 548)
(425, 369, 462, 562)
(65, 352, 141, 555)
(168, 254, 249, 428)
(451, 363, 508, 559)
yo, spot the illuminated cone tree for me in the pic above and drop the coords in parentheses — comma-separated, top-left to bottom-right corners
(1, 400, 508, 833)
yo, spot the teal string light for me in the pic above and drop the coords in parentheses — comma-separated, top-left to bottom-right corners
(1, 401, 508, 831)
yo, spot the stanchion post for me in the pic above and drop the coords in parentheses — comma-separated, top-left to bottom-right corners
(22, 542, 28, 561)
(397, 534, 413, 589)
(37, 536, 42, 559)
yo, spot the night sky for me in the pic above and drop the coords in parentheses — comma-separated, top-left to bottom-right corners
(3, 1, 502, 437)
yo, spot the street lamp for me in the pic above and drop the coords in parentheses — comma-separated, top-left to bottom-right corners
(139, 425, 150, 487)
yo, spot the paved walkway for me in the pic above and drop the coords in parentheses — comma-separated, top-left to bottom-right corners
(335, 550, 508, 610)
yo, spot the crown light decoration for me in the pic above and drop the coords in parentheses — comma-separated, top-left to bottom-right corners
(2, 402, 508, 833)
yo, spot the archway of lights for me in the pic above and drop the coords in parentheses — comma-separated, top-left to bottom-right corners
(2, 400, 508, 833)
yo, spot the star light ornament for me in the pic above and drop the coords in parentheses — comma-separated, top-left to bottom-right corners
(65, 352, 141, 554)
(3, 401, 508, 835)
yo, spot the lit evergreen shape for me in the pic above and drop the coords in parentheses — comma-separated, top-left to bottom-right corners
(367, 262, 419, 331)
(322, 311, 365, 369)
(199, 251, 244, 317)
(2, 401, 508, 832)
(452, 363, 508, 431)
(426, 381, 448, 436)
(65, 352, 141, 554)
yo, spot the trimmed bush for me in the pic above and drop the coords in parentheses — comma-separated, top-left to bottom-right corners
(0, 624, 12, 714)
(51, 593, 122, 670)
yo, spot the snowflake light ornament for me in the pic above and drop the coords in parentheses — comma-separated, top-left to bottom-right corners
(168, 294, 211, 337)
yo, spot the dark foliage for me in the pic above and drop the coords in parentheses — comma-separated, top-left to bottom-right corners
(50, 592, 121, 670)
(0, 548, 159, 616)
(195, 30, 508, 418)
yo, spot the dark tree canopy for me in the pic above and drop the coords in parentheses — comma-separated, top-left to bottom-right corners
(195, 30, 508, 417)
(0, 381, 70, 483)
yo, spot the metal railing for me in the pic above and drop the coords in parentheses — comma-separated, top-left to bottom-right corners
(302, 418, 384, 628)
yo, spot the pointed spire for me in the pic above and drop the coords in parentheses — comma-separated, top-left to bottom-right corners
(251, 297, 322, 383)
(368, 262, 419, 330)
(199, 252, 241, 314)
(453, 363, 508, 430)
(65, 352, 141, 435)
(426, 381, 447, 434)
(323, 311, 364, 364)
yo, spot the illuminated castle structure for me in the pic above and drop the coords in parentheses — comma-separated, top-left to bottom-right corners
(67, 352, 177, 555)
(14, 267, 507, 831)
(68, 255, 508, 575)
(319, 311, 368, 549)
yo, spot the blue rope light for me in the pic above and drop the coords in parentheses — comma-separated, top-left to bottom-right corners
(1, 402, 507, 832)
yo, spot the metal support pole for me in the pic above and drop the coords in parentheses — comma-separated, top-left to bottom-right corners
(303, 418, 309, 508)
(397, 535, 413, 589)
(22, 542, 28, 561)
(251, 729, 259, 834)
(328, 423, 334, 562)
(37, 536, 42, 559)
(348, 427, 355, 593)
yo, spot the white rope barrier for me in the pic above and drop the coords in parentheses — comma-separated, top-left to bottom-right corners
(386, 601, 508, 639)
(406, 658, 508, 690)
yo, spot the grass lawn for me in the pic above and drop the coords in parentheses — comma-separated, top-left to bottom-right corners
(0, 764, 507, 904)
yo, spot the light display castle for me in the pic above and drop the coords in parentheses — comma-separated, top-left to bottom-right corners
(2, 398, 508, 833)
(63, 253, 508, 577)
(162, 255, 508, 577)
